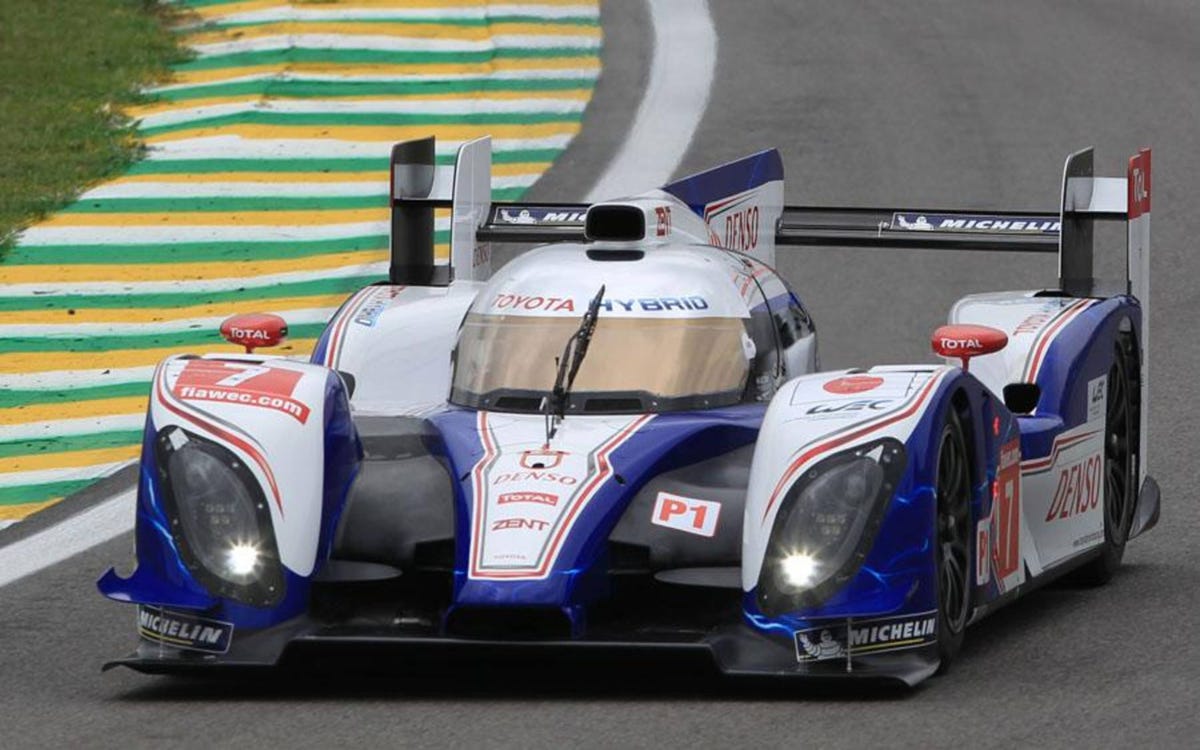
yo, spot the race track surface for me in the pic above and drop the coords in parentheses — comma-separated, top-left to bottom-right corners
(3, 1, 1200, 747)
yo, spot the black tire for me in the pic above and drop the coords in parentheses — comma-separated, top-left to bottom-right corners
(935, 409, 972, 672)
(1074, 338, 1138, 585)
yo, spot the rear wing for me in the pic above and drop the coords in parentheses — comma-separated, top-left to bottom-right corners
(776, 147, 1151, 308)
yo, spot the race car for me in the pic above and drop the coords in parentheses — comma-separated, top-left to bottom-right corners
(99, 137, 1160, 686)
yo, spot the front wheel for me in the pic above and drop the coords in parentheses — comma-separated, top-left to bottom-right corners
(935, 409, 972, 672)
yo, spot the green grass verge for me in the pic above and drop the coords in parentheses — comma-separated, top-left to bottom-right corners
(0, 0, 186, 257)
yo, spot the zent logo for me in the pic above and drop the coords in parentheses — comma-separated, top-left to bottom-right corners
(492, 518, 550, 531)
(651, 492, 720, 537)
(822, 375, 884, 395)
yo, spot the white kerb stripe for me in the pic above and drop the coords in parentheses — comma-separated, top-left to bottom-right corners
(0, 489, 134, 588)
(586, 0, 716, 201)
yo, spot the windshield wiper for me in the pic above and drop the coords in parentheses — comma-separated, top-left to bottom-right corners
(543, 284, 605, 443)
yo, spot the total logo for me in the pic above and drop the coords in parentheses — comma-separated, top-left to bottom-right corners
(497, 491, 559, 507)
(938, 337, 984, 351)
(228, 327, 274, 341)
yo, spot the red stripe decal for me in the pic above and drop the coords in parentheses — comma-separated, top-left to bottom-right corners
(155, 370, 285, 516)
(760, 371, 948, 524)
(468, 413, 652, 580)
(1022, 299, 1093, 383)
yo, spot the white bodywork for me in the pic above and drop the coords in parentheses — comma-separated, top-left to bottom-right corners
(150, 356, 338, 577)
(742, 366, 954, 589)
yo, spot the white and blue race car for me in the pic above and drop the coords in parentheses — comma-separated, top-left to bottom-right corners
(99, 138, 1159, 686)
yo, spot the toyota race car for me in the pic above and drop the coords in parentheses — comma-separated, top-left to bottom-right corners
(99, 137, 1160, 686)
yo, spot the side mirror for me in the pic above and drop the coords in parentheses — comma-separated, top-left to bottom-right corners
(220, 313, 288, 354)
(931, 324, 1007, 372)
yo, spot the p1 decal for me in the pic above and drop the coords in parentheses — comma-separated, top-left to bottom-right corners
(1087, 375, 1107, 424)
(651, 492, 720, 537)
(794, 611, 937, 663)
(173, 360, 311, 424)
(137, 606, 233, 654)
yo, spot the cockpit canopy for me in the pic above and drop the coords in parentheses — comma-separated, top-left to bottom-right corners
(450, 244, 774, 414)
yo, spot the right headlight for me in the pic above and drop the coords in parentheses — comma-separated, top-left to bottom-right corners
(155, 426, 284, 607)
(756, 438, 906, 616)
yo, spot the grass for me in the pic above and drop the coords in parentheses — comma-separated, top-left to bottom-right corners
(0, 0, 186, 257)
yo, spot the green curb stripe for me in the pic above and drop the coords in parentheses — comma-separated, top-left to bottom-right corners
(0, 431, 146, 460)
(61, 195, 388, 213)
(175, 46, 600, 72)
(153, 77, 594, 102)
(4, 233, 396, 265)
(0, 382, 150, 409)
(123, 149, 562, 174)
(139, 109, 583, 137)
(0, 480, 97, 506)
(0, 322, 328, 354)
(0, 275, 379, 312)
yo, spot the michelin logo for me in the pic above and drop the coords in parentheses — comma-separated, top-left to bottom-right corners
(795, 611, 938, 663)
(138, 606, 234, 654)
(891, 212, 1061, 234)
(496, 208, 586, 225)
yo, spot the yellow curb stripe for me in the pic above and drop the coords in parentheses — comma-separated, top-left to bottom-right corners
(1, 446, 141, 474)
(38, 207, 388, 228)
(0, 338, 319, 374)
(143, 120, 581, 144)
(167, 57, 600, 86)
(127, 91, 591, 118)
(108, 161, 549, 183)
(0, 293, 351, 326)
(183, 21, 601, 45)
(0, 397, 148, 427)
(0, 500, 60, 520)
(0, 250, 383, 283)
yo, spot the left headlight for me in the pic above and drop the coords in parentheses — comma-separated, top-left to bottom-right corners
(155, 427, 284, 606)
(756, 438, 906, 616)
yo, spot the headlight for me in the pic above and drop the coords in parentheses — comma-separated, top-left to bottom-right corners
(155, 427, 284, 606)
(757, 439, 905, 615)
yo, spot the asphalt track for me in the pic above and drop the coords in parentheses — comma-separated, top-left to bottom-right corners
(3, 1, 1200, 747)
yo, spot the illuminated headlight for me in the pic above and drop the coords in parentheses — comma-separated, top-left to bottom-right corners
(758, 439, 906, 615)
(155, 427, 284, 606)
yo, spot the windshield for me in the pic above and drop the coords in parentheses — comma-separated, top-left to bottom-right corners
(451, 313, 752, 413)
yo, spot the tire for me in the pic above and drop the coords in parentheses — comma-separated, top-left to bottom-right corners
(1073, 338, 1138, 585)
(935, 409, 972, 672)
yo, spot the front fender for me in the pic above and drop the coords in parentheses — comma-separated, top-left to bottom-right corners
(98, 355, 360, 628)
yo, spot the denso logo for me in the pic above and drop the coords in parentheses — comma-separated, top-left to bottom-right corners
(491, 518, 550, 531)
(1045, 453, 1102, 522)
(492, 471, 579, 486)
(492, 294, 576, 313)
(806, 399, 890, 415)
(497, 491, 559, 507)
(723, 205, 760, 252)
